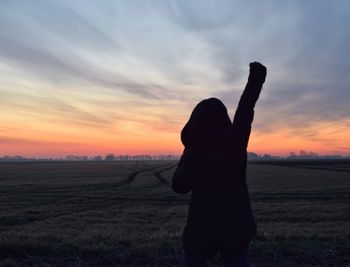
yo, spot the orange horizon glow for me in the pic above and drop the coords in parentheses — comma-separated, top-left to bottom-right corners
(1, 88, 349, 158)
(1, 117, 349, 158)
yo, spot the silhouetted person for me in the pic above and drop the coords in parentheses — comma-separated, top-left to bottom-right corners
(172, 62, 267, 267)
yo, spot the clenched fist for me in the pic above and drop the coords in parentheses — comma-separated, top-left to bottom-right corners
(248, 62, 267, 84)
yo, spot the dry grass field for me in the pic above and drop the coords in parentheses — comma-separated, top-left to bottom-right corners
(0, 160, 349, 266)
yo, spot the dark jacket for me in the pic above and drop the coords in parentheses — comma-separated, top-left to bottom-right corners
(172, 78, 264, 252)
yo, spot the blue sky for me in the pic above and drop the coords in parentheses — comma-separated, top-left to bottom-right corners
(0, 0, 349, 156)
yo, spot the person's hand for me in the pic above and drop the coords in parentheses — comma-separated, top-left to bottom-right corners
(248, 62, 267, 84)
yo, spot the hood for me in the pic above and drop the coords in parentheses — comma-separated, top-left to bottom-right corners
(181, 98, 231, 148)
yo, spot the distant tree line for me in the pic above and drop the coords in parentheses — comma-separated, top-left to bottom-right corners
(286, 150, 343, 159)
(248, 150, 344, 160)
(0, 151, 347, 161)
(97, 153, 180, 161)
(0, 154, 181, 161)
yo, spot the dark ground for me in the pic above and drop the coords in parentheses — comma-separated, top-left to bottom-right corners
(0, 159, 349, 266)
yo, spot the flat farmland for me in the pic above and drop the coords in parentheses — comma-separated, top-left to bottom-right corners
(0, 160, 349, 267)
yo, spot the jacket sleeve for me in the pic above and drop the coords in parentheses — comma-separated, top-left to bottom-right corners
(171, 150, 193, 194)
(232, 80, 264, 149)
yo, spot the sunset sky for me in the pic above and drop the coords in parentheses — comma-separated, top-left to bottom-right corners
(1, 0, 349, 158)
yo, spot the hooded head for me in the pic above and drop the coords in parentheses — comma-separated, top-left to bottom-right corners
(181, 98, 231, 148)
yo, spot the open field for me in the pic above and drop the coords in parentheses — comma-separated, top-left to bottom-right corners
(0, 160, 349, 267)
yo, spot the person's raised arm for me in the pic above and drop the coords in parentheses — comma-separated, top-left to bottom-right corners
(232, 62, 267, 149)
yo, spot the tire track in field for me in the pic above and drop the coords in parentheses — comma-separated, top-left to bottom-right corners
(126, 163, 172, 184)
(154, 164, 177, 184)
(118, 161, 139, 171)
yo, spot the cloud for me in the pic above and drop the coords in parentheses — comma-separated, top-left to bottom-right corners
(0, 90, 109, 127)
(169, 0, 238, 31)
(0, 1, 183, 101)
(0, 136, 102, 149)
(182, 1, 350, 133)
(0, 0, 120, 51)
(0, 36, 179, 100)
(0, 0, 349, 154)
